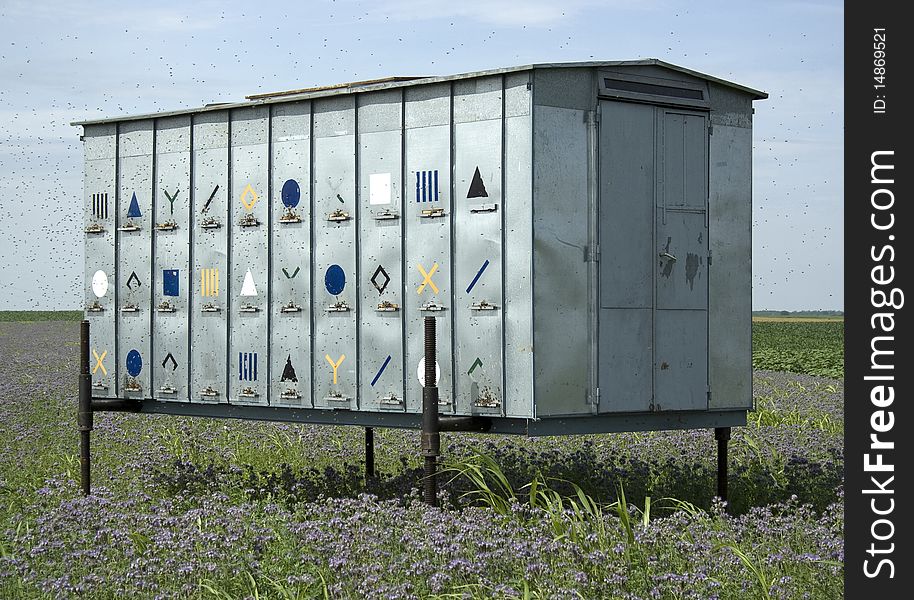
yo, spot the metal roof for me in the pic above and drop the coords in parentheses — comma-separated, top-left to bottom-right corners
(71, 59, 767, 127)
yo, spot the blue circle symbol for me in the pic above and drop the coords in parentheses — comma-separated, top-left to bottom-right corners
(281, 179, 300, 208)
(325, 264, 346, 296)
(126, 349, 143, 377)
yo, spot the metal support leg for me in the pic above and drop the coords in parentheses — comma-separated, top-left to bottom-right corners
(715, 426, 730, 504)
(365, 427, 376, 480)
(78, 320, 94, 496)
(421, 317, 440, 507)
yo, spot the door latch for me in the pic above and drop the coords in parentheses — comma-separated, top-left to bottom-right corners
(326, 301, 351, 312)
(327, 209, 351, 222)
(280, 388, 301, 400)
(419, 207, 445, 218)
(279, 301, 301, 313)
(470, 300, 498, 311)
(238, 213, 260, 228)
(154, 220, 178, 232)
(279, 208, 302, 224)
(373, 208, 399, 221)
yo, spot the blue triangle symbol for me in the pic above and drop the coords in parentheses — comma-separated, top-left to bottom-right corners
(127, 192, 142, 218)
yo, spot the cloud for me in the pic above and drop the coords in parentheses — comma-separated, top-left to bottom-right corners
(355, 0, 659, 27)
(1, 0, 230, 33)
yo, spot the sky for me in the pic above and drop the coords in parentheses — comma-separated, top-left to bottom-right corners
(0, 0, 843, 311)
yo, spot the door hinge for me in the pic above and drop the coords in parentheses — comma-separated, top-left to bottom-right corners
(708, 250, 712, 266)
(708, 123, 714, 135)
(586, 244, 601, 262)
(591, 387, 601, 407)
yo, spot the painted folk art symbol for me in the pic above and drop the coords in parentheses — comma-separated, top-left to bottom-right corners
(91, 270, 108, 298)
(241, 270, 258, 297)
(281, 355, 298, 382)
(325, 265, 346, 296)
(201, 269, 219, 297)
(202, 185, 218, 213)
(417, 263, 439, 295)
(240, 184, 258, 210)
(466, 167, 488, 198)
(415, 170, 439, 203)
(91, 193, 108, 219)
(163, 189, 179, 215)
(92, 349, 107, 376)
(127, 192, 142, 218)
(281, 179, 300, 208)
(325, 354, 345, 385)
(239, 353, 258, 381)
(126, 350, 143, 378)
(163, 270, 179, 297)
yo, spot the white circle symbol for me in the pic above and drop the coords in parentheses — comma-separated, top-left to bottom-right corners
(91, 270, 109, 298)
(417, 358, 441, 388)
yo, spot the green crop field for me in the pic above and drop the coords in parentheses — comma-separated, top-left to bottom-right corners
(752, 320, 843, 379)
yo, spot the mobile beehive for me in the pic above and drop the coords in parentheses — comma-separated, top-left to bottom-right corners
(76, 60, 766, 435)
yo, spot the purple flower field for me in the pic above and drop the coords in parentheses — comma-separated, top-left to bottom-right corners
(0, 322, 843, 599)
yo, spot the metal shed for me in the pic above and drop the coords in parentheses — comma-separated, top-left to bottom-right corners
(76, 59, 767, 436)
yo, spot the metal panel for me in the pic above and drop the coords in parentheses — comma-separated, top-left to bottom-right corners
(270, 102, 312, 407)
(503, 73, 534, 418)
(654, 110, 708, 411)
(654, 311, 708, 410)
(661, 112, 708, 210)
(132, 396, 746, 435)
(708, 123, 753, 409)
(532, 68, 593, 110)
(83, 124, 117, 397)
(357, 90, 404, 410)
(599, 101, 654, 309)
(599, 309, 652, 410)
(531, 106, 590, 417)
(190, 111, 229, 403)
(598, 100, 654, 413)
(116, 120, 154, 397)
(655, 211, 708, 310)
(312, 97, 357, 409)
(229, 107, 269, 405)
(454, 76, 503, 415)
(152, 116, 191, 401)
(403, 83, 453, 414)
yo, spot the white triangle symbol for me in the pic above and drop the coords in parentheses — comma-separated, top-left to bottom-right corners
(240, 269, 258, 297)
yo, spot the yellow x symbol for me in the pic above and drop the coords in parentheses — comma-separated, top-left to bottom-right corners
(417, 262, 439, 295)
(92, 349, 107, 376)
(240, 184, 258, 210)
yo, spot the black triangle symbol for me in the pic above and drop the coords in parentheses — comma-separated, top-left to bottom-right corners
(467, 167, 488, 198)
(281, 355, 298, 382)
(127, 271, 141, 290)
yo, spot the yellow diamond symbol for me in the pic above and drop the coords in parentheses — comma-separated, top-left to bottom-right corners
(240, 184, 258, 210)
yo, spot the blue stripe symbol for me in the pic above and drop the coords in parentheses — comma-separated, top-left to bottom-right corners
(415, 170, 439, 202)
(371, 355, 392, 387)
(239, 352, 258, 381)
(466, 260, 490, 293)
